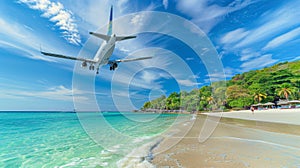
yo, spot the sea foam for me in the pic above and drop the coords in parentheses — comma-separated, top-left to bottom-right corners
(116, 137, 163, 168)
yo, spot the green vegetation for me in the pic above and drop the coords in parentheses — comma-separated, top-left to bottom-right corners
(142, 60, 300, 112)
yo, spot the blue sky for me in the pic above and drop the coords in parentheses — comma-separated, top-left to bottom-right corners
(0, 0, 299, 111)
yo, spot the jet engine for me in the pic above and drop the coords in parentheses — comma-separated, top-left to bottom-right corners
(81, 61, 87, 68)
(109, 62, 118, 71)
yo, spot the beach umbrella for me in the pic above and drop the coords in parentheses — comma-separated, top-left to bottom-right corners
(277, 101, 289, 105)
(288, 100, 300, 104)
(264, 102, 275, 106)
(252, 103, 264, 106)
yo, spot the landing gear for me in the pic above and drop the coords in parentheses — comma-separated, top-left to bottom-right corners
(110, 66, 116, 71)
(89, 65, 95, 70)
(96, 68, 99, 74)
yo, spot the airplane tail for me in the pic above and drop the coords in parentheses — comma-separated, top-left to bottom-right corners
(107, 5, 113, 36)
(89, 6, 113, 41)
(90, 5, 136, 41)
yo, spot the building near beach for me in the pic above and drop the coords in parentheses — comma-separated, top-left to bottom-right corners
(252, 100, 300, 110)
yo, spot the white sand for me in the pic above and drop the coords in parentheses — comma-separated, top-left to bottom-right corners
(204, 108, 300, 125)
(152, 114, 300, 167)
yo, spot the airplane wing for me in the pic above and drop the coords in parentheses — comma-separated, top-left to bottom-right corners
(116, 36, 137, 41)
(89, 32, 110, 41)
(41, 51, 97, 63)
(115, 56, 152, 62)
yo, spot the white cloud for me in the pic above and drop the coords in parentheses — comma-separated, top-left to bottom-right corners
(64, 0, 131, 33)
(234, 1, 300, 49)
(130, 14, 144, 26)
(43, 2, 63, 17)
(240, 54, 278, 71)
(218, 1, 300, 66)
(0, 40, 55, 62)
(0, 85, 88, 102)
(223, 67, 235, 78)
(116, 0, 129, 14)
(205, 67, 234, 83)
(185, 57, 194, 61)
(263, 27, 300, 50)
(239, 48, 261, 61)
(220, 28, 249, 45)
(0, 18, 26, 39)
(18, 0, 81, 45)
(190, 74, 200, 79)
(141, 70, 159, 84)
(290, 55, 300, 62)
(204, 67, 240, 83)
(177, 79, 200, 87)
(0, 17, 66, 62)
(140, 70, 171, 85)
(176, 0, 255, 33)
(162, 0, 168, 9)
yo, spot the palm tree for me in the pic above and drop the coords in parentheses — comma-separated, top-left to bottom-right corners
(276, 84, 294, 101)
(206, 96, 214, 111)
(207, 96, 214, 105)
(253, 93, 267, 103)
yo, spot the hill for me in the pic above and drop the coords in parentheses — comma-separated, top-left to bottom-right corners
(142, 60, 300, 112)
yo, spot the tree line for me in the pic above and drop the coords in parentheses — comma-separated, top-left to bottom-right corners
(142, 60, 300, 112)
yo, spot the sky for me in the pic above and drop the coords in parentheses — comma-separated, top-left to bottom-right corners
(0, 0, 300, 111)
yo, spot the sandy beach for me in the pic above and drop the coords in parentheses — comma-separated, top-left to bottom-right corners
(205, 108, 300, 125)
(152, 109, 300, 167)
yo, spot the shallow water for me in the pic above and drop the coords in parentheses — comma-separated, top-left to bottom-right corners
(0, 112, 186, 167)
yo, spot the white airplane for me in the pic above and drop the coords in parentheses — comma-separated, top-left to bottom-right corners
(41, 6, 152, 74)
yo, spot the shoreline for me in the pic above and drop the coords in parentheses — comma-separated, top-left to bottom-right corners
(151, 111, 300, 167)
(116, 114, 193, 167)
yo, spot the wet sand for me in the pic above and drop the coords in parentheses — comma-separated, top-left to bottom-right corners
(152, 114, 300, 167)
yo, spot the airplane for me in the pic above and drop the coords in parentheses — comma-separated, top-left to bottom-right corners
(41, 6, 152, 74)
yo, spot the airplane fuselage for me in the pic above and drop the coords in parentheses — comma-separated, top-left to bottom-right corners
(95, 34, 116, 66)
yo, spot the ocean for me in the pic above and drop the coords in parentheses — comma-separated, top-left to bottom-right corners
(0, 112, 189, 167)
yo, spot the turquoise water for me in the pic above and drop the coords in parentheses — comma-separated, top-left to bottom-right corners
(0, 112, 184, 167)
